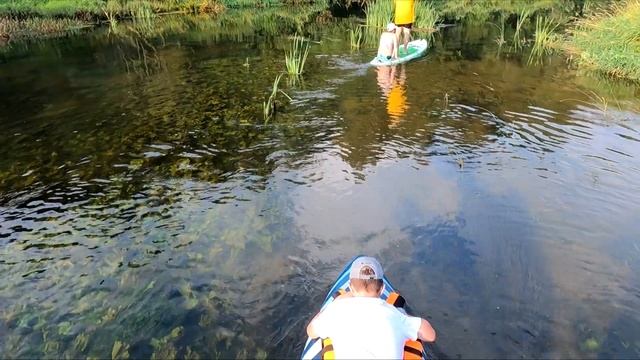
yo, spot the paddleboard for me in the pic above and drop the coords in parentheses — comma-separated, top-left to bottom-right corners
(300, 256, 430, 359)
(370, 39, 428, 66)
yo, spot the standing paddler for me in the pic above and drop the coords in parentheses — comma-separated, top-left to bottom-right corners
(394, 0, 415, 52)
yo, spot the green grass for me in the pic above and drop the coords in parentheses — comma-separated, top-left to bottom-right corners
(0, 0, 103, 17)
(564, 0, 640, 81)
(0, 0, 304, 19)
(284, 34, 310, 75)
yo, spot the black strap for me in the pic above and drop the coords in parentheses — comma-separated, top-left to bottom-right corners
(404, 344, 423, 357)
(392, 294, 406, 308)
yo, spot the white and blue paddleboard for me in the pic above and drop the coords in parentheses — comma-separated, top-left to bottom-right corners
(370, 39, 429, 66)
(300, 256, 429, 360)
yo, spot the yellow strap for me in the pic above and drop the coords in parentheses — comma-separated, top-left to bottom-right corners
(321, 338, 335, 360)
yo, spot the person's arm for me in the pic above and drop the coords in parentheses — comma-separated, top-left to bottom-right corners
(306, 312, 322, 338)
(417, 318, 436, 342)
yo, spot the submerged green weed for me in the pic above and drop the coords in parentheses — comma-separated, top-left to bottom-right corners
(111, 340, 130, 360)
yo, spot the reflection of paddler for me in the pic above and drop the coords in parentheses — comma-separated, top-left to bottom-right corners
(376, 65, 408, 127)
(387, 82, 408, 126)
(376, 65, 396, 97)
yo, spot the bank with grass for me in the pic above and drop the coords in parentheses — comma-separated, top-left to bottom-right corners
(0, 0, 321, 40)
(563, 0, 640, 81)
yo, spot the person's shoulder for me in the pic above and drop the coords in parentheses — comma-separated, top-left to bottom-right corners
(378, 300, 411, 316)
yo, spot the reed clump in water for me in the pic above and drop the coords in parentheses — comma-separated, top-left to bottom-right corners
(263, 74, 292, 122)
(528, 16, 559, 64)
(513, 8, 531, 49)
(285, 34, 310, 75)
(492, 12, 506, 48)
(349, 25, 363, 49)
(563, 0, 640, 81)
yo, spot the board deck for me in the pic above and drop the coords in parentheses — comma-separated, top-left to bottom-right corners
(370, 39, 428, 66)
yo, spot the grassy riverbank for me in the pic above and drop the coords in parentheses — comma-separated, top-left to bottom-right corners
(0, 0, 318, 40)
(0, 0, 290, 17)
(563, 0, 640, 81)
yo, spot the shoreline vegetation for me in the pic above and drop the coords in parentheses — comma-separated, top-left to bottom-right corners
(0, 0, 320, 42)
(564, 0, 640, 81)
(1, 0, 639, 82)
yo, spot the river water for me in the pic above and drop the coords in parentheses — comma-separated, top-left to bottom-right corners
(1, 12, 640, 359)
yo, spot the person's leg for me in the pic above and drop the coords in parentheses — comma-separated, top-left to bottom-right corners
(394, 28, 401, 55)
(402, 27, 411, 51)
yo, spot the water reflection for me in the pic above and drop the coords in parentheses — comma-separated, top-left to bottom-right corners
(1, 12, 640, 360)
(376, 65, 409, 126)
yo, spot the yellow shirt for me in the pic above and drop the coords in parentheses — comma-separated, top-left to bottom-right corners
(394, 0, 415, 25)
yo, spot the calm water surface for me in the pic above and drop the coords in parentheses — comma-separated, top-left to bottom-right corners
(1, 14, 640, 359)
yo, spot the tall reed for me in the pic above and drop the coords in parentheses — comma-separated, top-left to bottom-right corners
(263, 74, 292, 122)
(130, 1, 154, 19)
(349, 25, 363, 49)
(365, 0, 393, 29)
(414, 1, 439, 30)
(513, 8, 531, 48)
(285, 34, 310, 75)
(528, 16, 559, 64)
(492, 12, 506, 48)
(103, 0, 120, 29)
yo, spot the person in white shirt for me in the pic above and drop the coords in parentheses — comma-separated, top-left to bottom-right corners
(306, 257, 436, 359)
(377, 23, 399, 62)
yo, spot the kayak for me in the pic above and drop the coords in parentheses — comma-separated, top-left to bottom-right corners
(370, 39, 429, 67)
(300, 256, 429, 359)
